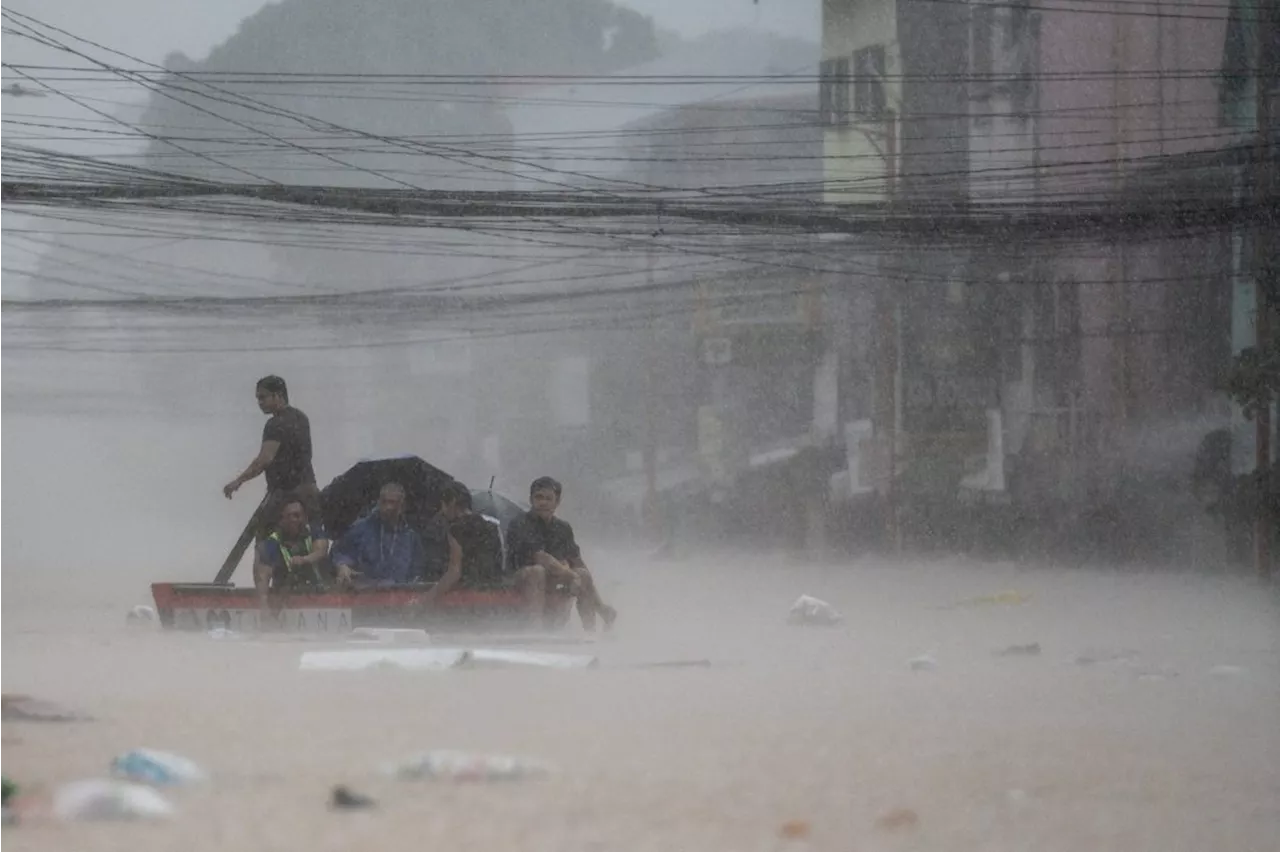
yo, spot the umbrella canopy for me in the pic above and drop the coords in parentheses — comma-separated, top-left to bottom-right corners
(470, 489, 527, 529)
(320, 455, 455, 539)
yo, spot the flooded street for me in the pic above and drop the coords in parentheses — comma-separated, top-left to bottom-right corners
(5, 0, 1280, 845)
(5, 533, 1278, 851)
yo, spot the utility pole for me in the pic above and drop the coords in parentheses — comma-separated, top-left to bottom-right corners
(1252, 0, 1276, 580)
(876, 110, 902, 554)
(642, 232, 661, 543)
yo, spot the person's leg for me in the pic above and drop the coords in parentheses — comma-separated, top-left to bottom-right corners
(297, 483, 324, 532)
(253, 561, 272, 607)
(514, 565, 546, 627)
(570, 565, 616, 631)
(254, 490, 284, 544)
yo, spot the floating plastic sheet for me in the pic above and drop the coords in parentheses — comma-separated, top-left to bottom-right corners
(299, 647, 598, 672)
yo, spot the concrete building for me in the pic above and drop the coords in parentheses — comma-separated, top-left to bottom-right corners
(820, 0, 1264, 559)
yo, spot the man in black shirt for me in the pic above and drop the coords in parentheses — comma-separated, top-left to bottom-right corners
(223, 375, 321, 540)
(507, 476, 617, 631)
(433, 482, 505, 601)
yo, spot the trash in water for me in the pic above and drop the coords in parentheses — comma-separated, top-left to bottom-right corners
(348, 628, 430, 644)
(54, 780, 173, 822)
(1074, 649, 1140, 667)
(787, 595, 843, 626)
(2, 778, 16, 823)
(460, 649, 599, 670)
(126, 605, 156, 626)
(908, 654, 938, 672)
(300, 648, 598, 672)
(1210, 664, 1246, 678)
(875, 807, 920, 831)
(330, 785, 376, 810)
(779, 819, 811, 840)
(1131, 664, 1179, 681)
(630, 659, 714, 670)
(301, 648, 471, 672)
(383, 750, 555, 782)
(111, 748, 207, 787)
(207, 627, 242, 641)
(995, 643, 1042, 657)
(948, 590, 1031, 609)
(2, 695, 91, 723)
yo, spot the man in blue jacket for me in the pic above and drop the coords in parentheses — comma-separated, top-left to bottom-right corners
(332, 482, 427, 586)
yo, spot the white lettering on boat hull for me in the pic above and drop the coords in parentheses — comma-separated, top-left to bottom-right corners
(173, 608, 352, 633)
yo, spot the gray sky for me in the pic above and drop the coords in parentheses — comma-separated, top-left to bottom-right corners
(0, 0, 817, 293)
(2, 0, 818, 67)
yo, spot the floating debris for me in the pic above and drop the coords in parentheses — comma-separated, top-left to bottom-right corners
(787, 595, 843, 626)
(908, 654, 938, 672)
(111, 749, 207, 787)
(875, 807, 920, 831)
(995, 643, 1042, 657)
(383, 750, 555, 782)
(330, 785, 376, 810)
(2, 695, 91, 723)
(54, 780, 173, 822)
(944, 590, 1031, 609)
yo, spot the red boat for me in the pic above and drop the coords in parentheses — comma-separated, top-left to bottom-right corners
(150, 582, 574, 633)
(151, 456, 574, 633)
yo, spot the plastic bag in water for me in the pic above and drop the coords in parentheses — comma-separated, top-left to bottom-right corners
(54, 779, 174, 821)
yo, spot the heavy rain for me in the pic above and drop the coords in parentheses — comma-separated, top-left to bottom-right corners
(2, 0, 1278, 849)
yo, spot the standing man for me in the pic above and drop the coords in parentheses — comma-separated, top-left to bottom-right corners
(507, 476, 617, 631)
(224, 375, 321, 540)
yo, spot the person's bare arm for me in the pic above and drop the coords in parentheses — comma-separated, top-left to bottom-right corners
(289, 538, 329, 569)
(430, 534, 463, 602)
(224, 440, 280, 498)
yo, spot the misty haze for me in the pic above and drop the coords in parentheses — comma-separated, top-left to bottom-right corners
(2, 0, 1278, 850)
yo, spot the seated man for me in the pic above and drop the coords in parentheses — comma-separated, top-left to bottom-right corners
(331, 482, 427, 587)
(506, 476, 617, 631)
(434, 482, 505, 600)
(253, 495, 330, 606)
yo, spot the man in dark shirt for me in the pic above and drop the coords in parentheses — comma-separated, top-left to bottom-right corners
(436, 482, 504, 595)
(253, 496, 330, 607)
(223, 375, 321, 540)
(419, 508, 455, 584)
(507, 476, 617, 631)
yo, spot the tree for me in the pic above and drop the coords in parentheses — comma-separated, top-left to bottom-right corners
(139, 0, 660, 171)
(1223, 342, 1280, 421)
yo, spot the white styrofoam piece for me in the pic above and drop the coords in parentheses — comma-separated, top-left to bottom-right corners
(299, 647, 598, 672)
(463, 649, 599, 669)
(348, 628, 431, 644)
(54, 779, 174, 821)
(299, 648, 471, 672)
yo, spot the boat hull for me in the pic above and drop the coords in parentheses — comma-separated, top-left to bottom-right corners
(150, 582, 574, 633)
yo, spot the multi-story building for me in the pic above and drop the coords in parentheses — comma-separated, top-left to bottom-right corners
(820, 0, 1261, 558)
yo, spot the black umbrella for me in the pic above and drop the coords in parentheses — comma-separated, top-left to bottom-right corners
(320, 454, 456, 539)
(470, 489, 527, 529)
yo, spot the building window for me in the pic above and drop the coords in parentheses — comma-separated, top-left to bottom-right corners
(820, 57, 851, 126)
(853, 45, 887, 118)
